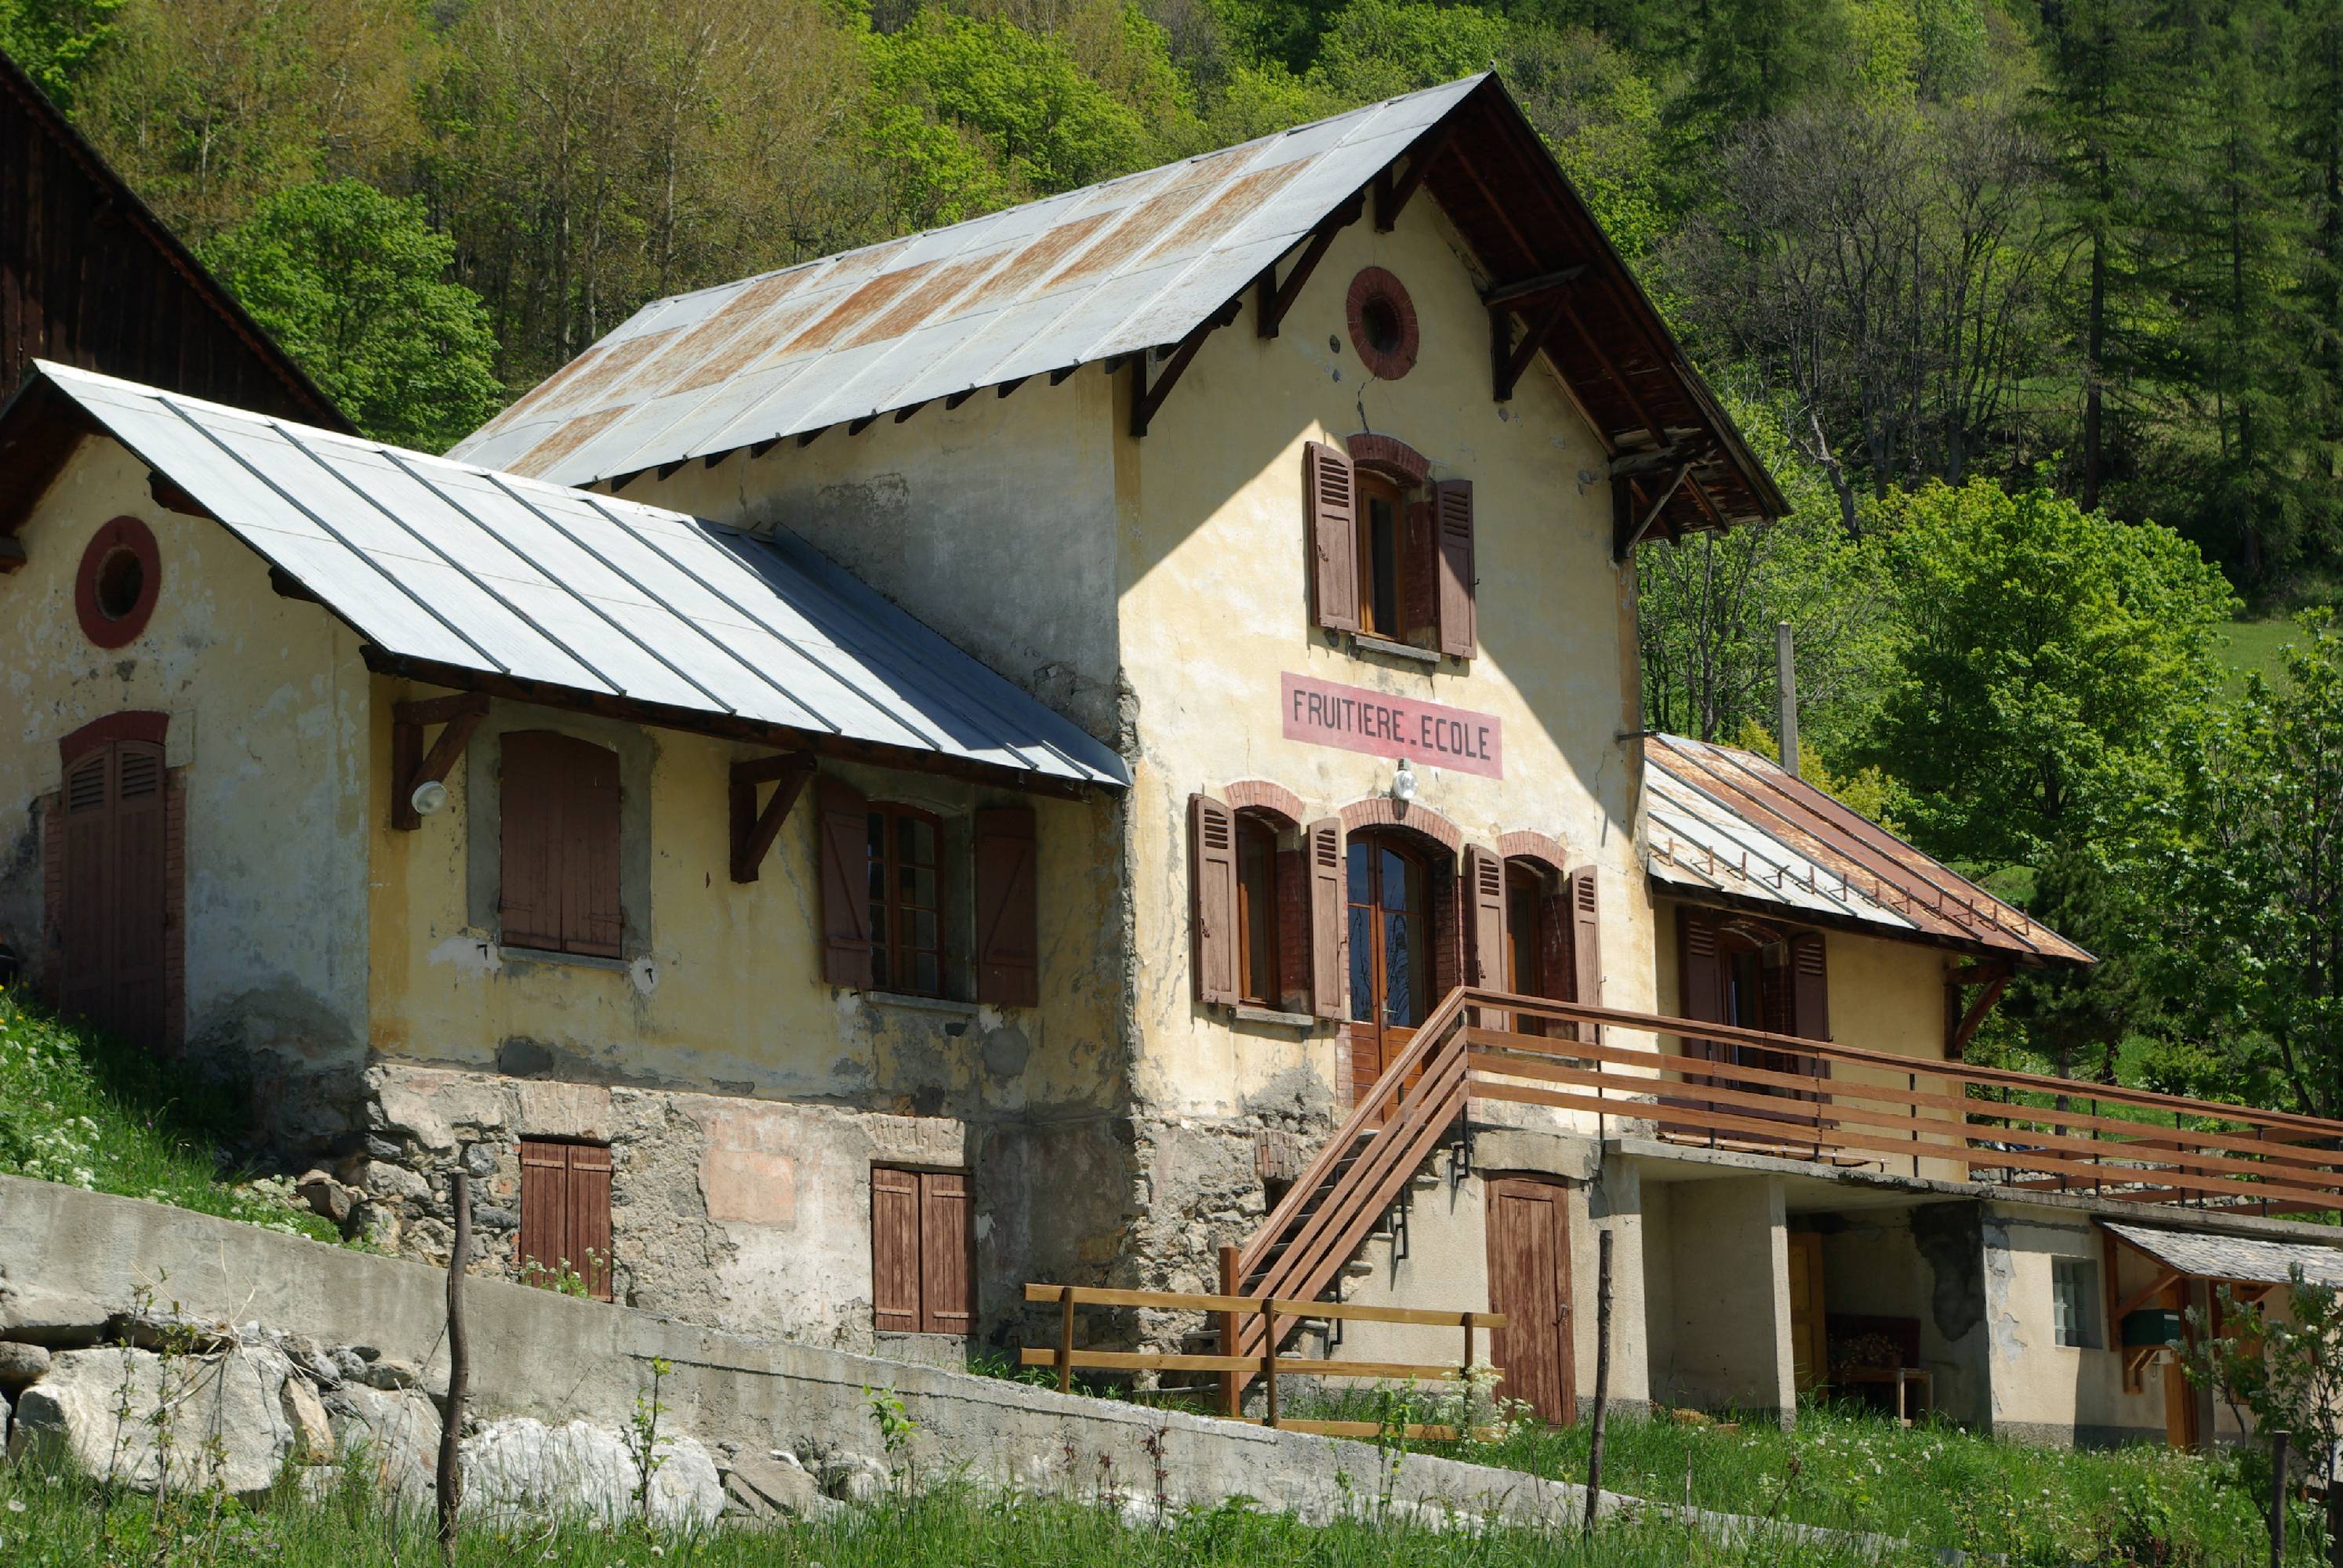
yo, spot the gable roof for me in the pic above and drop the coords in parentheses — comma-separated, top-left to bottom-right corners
(449, 74, 1782, 538)
(4, 362, 1128, 793)
(1642, 732, 2091, 967)
(0, 50, 346, 431)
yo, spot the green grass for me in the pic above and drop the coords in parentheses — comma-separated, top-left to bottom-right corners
(0, 1454, 1930, 1568)
(0, 988, 340, 1245)
(2218, 619, 2304, 698)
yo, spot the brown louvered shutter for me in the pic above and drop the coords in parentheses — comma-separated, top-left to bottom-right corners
(1433, 479, 1476, 658)
(1306, 817, 1346, 1018)
(499, 733, 561, 951)
(59, 753, 111, 1025)
(870, 1167, 921, 1332)
(1190, 794, 1238, 1005)
(518, 1138, 568, 1284)
(1790, 931, 1830, 1042)
(565, 741, 622, 958)
(918, 1171, 974, 1335)
(818, 776, 874, 987)
(111, 745, 167, 1042)
(1306, 441, 1359, 633)
(566, 1142, 614, 1300)
(1403, 499, 1440, 639)
(1678, 906, 1723, 1065)
(974, 806, 1039, 1006)
(1567, 866, 1602, 1011)
(1465, 847, 1506, 987)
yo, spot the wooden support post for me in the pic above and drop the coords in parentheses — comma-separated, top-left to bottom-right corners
(1219, 1246, 1242, 1417)
(436, 1171, 471, 1564)
(393, 692, 490, 831)
(1584, 1228, 1613, 1534)
(1058, 1286, 1076, 1394)
(1260, 1301, 1279, 1428)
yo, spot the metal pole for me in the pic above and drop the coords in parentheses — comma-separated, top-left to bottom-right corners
(1584, 1229, 1615, 1534)
(435, 1171, 470, 1566)
(1775, 622, 1800, 779)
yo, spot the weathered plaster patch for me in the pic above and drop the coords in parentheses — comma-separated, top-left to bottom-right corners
(427, 934, 503, 979)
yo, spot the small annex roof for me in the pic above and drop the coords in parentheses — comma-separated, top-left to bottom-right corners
(448, 74, 1783, 540)
(1, 362, 1128, 793)
(2104, 1222, 2343, 1289)
(1642, 732, 2091, 967)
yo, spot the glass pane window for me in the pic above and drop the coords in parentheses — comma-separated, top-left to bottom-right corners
(1355, 474, 1407, 637)
(1237, 817, 1278, 1007)
(2052, 1258, 2101, 1348)
(867, 802, 944, 997)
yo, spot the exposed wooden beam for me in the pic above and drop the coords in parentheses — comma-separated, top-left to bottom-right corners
(147, 470, 213, 519)
(997, 376, 1028, 400)
(1375, 124, 1455, 232)
(1049, 366, 1079, 387)
(1946, 962, 2014, 1057)
(656, 459, 688, 481)
(747, 437, 781, 460)
(1257, 195, 1363, 340)
(268, 565, 318, 603)
(795, 427, 825, 449)
(1132, 300, 1241, 438)
(1611, 463, 1690, 561)
(945, 390, 978, 411)
(1490, 294, 1568, 403)
(1480, 265, 1589, 313)
(894, 401, 928, 423)
(1557, 296, 1669, 448)
(1609, 444, 1706, 481)
(729, 750, 817, 883)
(390, 691, 491, 831)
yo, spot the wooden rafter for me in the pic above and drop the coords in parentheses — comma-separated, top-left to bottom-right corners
(1374, 123, 1455, 232)
(1256, 195, 1363, 340)
(1488, 294, 1569, 404)
(1611, 463, 1690, 561)
(1946, 960, 2013, 1056)
(391, 691, 490, 831)
(1480, 265, 1589, 313)
(729, 750, 817, 883)
(1131, 299, 1241, 437)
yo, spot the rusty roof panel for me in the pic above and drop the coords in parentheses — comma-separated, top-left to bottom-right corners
(29, 362, 1128, 790)
(1642, 733, 2091, 965)
(449, 76, 1488, 483)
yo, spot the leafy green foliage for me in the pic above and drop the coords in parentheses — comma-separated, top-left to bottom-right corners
(0, 989, 340, 1244)
(0, 0, 122, 107)
(198, 180, 504, 452)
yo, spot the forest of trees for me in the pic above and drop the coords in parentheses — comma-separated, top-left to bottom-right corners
(2, 0, 2338, 1105)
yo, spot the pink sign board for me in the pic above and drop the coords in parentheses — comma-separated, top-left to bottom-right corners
(1280, 673, 1503, 779)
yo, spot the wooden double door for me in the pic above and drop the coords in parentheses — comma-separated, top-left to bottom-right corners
(1346, 832, 1433, 1106)
(56, 736, 169, 1047)
(1486, 1177, 1575, 1427)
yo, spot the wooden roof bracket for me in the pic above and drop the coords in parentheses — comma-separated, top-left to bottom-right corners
(1945, 959, 2014, 1056)
(391, 691, 491, 831)
(1374, 123, 1455, 232)
(1611, 463, 1690, 561)
(730, 750, 818, 883)
(1488, 294, 1567, 404)
(1132, 298, 1243, 437)
(1257, 194, 1364, 340)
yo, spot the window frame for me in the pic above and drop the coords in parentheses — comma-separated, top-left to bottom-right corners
(2052, 1256, 2102, 1348)
(1354, 470, 1408, 639)
(1234, 813, 1281, 1007)
(866, 800, 946, 999)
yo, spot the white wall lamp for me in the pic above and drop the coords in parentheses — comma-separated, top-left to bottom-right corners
(1389, 757, 1419, 805)
(409, 779, 449, 818)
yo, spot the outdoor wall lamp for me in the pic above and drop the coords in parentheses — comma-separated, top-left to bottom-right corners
(409, 779, 449, 818)
(1390, 757, 1419, 804)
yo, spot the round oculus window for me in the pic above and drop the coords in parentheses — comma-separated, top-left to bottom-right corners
(1346, 267, 1419, 381)
(74, 515, 162, 649)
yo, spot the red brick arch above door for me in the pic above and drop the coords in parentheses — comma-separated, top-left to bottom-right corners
(1222, 779, 1308, 827)
(1339, 797, 1462, 855)
(1498, 830, 1567, 876)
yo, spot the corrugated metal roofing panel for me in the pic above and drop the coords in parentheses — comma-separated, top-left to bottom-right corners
(28, 362, 1128, 790)
(1642, 733, 2091, 964)
(448, 76, 1484, 485)
(2105, 1223, 2343, 1288)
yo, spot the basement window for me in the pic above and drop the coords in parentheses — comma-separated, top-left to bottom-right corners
(2053, 1258, 2101, 1349)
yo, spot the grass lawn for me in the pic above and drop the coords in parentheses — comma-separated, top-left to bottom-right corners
(2220, 618, 2312, 697)
(0, 1458, 1923, 1568)
(0, 989, 340, 1244)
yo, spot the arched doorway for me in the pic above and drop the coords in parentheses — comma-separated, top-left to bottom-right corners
(1346, 829, 1434, 1105)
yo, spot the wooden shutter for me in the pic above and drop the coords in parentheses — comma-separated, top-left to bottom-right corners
(1403, 499, 1440, 639)
(1465, 847, 1506, 987)
(1678, 906, 1723, 1065)
(1567, 866, 1602, 1012)
(817, 776, 874, 988)
(1432, 479, 1476, 659)
(564, 741, 623, 958)
(111, 745, 167, 1043)
(518, 1139, 568, 1282)
(870, 1167, 921, 1332)
(918, 1171, 974, 1335)
(1190, 794, 1238, 1005)
(974, 806, 1039, 1006)
(566, 1142, 614, 1300)
(1306, 441, 1359, 633)
(1789, 931, 1830, 1042)
(499, 733, 561, 952)
(1306, 816, 1346, 1019)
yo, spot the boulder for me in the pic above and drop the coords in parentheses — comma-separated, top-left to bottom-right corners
(819, 1451, 891, 1504)
(0, 1340, 51, 1396)
(280, 1334, 343, 1390)
(362, 1358, 420, 1392)
(7, 1345, 297, 1499)
(321, 1383, 441, 1506)
(295, 1171, 357, 1225)
(722, 1450, 823, 1519)
(281, 1375, 336, 1465)
(460, 1417, 721, 1530)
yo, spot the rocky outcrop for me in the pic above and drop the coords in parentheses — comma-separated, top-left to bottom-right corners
(460, 1417, 721, 1530)
(7, 1345, 301, 1500)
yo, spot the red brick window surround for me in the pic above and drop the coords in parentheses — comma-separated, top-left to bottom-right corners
(1346, 267, 1419, 381)
(74, 516, 161, 650)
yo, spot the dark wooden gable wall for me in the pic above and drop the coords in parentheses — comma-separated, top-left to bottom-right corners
(0, 51, 347, 430)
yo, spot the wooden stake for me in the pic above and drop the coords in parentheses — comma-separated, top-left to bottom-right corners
(1219, 1246, 1242, 1417)
(436, 1171, 471, 1564)
(1261, 1302, 1280, 1428)
(1584, 1228, 1614, 1534)
(2269, 1428, 2288, 1568)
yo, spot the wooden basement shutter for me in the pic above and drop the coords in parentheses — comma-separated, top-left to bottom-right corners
(974, 806, 1039, 1006)
(1789, 931, 1829, 1042)
(1306, 817, 1346, 1018)
(1432, 479, 1476, 659)
(1306, 441, 1359, 633)
(872, 1168, 973, 1335)
(499, 731, 621, 958)
(1191, 794, 1238, 1005)
(817, 775, 874, 987)
(518, 1139, 613, 1301)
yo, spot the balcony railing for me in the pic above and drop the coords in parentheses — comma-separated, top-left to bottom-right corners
(1462, 990, 2343, 1218)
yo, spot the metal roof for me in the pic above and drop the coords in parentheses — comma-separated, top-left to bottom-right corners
(2105, 1222, 2343, 1289)
(1642, 733, 2091, 966)
(16, 362, 1128, 792)
(445, 75, 1782, 534)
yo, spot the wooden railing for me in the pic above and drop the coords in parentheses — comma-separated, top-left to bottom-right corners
(1020, 1282, 1503, 1439)
(1455, 989, 2343, 1215)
